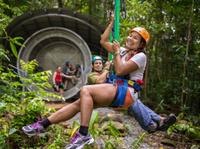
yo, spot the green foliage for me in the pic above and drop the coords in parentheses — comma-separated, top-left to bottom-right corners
(26, 0, 55, 10)
(166, 113, 200, 141)
(0, 48, 10, 62)
(64, 0, 111, 24)
(0, 1, 11, 32)
(168, 122, 200, 141)
(0, 55, 60, 147)
(105, 140, 116, 149)
(0, 0, 28, 33)
(89, 110, 99, 136)
(70, 120, 80, 138)
(106, 121, 121, 137)
(132, 132, 146, 149)
(3, 30, 24, 58)
(47, 125, 69, 149)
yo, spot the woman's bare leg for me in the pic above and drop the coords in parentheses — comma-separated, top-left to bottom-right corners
(60, 88, 64, 96)
(64, 80, 68, 90)
(80, 84, 117, 126)
(48, 99, 80, 124)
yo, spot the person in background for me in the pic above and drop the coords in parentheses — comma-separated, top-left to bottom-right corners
(62, 61, 70, 75)
(53, 66, 65, 95)
(74, 64, 82, 78)
(68, 63, 76, 76)
(53, 66, 77, 95)
(62, 61, 77, 90)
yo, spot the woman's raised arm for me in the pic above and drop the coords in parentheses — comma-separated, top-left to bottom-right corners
(100, 16, 114, 53)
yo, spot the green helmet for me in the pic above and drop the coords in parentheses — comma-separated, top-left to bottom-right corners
(92, 55, 103, 63)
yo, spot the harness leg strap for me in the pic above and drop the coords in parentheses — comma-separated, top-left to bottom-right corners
(111, 85, 128, 107)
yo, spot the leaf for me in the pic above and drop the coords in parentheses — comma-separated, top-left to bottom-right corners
(8, 128, 17, 135)
(12, 37, 24, 47)
(13, 37, 24, 40)
(89, 110, 99, 129)
(9, 42, 18, 58)
(0, 2, 10, 9)
(108, 122, 120, 137)
(0, 48, 10, 61)
(0, 102, 6, 111)
(132, 132, 146, 149)
(70, 121, 80, 137)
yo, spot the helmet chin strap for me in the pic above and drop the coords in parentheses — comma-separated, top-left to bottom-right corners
(125, 44, 137, 51)
(126, 45, 145, 54)
(123, 46, 136, 54)
(123, 47, 144, 60)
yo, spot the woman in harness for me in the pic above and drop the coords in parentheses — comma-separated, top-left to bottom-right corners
(101, 17, 176, 134)
(22, 16, 176, 149)
(63, 16, 176, 148)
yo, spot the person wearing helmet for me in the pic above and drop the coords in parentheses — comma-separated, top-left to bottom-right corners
(92, 55, 103, 63)
(91, 55, 104, 72)
(88, 55, 111, 84)
(103, 17, 175, 130)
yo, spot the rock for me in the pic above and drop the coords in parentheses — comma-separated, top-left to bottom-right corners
(100, 113, 123, 124)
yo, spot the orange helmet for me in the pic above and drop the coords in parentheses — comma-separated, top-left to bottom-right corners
(131, 27, 150, 44)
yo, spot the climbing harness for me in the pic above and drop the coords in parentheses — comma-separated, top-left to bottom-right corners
(107, 74, 143, 92)
(107, 74, 143, 108)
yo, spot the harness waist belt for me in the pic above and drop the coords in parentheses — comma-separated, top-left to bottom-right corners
(116, 79, 142, 92)
(107, 74, 142, 92)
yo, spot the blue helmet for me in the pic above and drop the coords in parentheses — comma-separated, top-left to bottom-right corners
(92, 55, 103, 63)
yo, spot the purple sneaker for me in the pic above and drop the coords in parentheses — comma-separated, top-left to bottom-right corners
(22, 121, 46, 137)
(65, 132, 94, 149)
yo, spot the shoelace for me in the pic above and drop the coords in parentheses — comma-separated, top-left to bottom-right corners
(31, 121, 41, 129)
(70, 133, 80, 144)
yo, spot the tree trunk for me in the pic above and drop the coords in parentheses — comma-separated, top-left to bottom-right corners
(57, 0, 63, 8)
(89, 0, 92, 15)
(181, 0, 194, 108)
